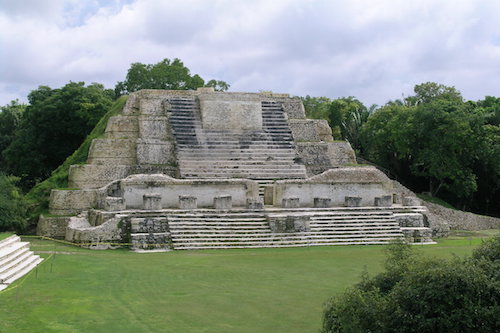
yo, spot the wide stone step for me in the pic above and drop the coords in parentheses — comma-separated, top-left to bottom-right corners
(0, 250, 35, 275)
(179, 165, 306, 172)
(0, 255, 42, 284)
(0, 235, 20, 250)
(0, 241, 28, 262)
(179, 160, 301, 167)
(171, 237, 402, 249)
(0, 245, 29, 270)
(181, 173, 306, 179)
(170, 228, 270, 233)
(310, 216, 395, 221)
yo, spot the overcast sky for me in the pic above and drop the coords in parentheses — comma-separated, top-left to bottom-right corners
(1, 0, 499, 107)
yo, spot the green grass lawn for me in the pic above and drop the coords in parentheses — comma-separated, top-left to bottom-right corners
(0, 232, 497, 333)
(0, 232, 14, 241)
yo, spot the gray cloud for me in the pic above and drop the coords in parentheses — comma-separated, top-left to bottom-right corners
(1, 0, 500, 106)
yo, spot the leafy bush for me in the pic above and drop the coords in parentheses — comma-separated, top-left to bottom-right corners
(0, 173, 28, 232)
(321, 239, 500, 332)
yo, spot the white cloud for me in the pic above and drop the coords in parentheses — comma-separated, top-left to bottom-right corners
(1, 0, 500, 106)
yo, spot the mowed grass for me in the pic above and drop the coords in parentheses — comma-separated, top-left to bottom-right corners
(0, 232, 497, 333)
(0, 232, 13, 241)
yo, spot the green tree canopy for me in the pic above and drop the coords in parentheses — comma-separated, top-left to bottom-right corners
(2, 82, 114, 189)
(361, 83, 499, 215)
(0, 100, 25, 170)
(0, 172, 28, 232)
(115, 58, 229, 96)
(321, 239, 500, 333)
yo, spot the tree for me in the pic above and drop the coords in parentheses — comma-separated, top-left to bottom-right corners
(410, 82, 463, 105)
(114, 58, 229, 96)
(2, 82, 114, 189)
(0, 100, 25, 171)
(321, 239, 500, 333)
(0, 172, 28, 232)
(360, 83, 500, 215)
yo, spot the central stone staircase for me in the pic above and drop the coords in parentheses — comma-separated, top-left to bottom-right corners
(0, 235, 43, 291)
(168, 98, 307, 186)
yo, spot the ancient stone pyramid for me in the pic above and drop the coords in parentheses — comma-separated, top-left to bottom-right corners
(39, 88, 434, 250)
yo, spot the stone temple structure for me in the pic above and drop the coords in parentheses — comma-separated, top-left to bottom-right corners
(38, 88, 434, 250)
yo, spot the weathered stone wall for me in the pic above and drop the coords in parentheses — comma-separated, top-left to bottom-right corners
(37, 216, 71, 238)
(199, 93, 262, 131)
(296, 142, 356, 177)
(424, 201, 500, 231)
(116, 174, 259, 209)
(65, 212, 124, 249)
(49, 189, 98, 215)
(273, 167, 393, 207)
(289, 119, 333, 142)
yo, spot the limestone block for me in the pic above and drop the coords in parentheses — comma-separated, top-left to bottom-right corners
(401, 227, 433, 243)
(87, 138, 137, 165)
(345, 196, 362, 207)
(314, 197, 331, 208)
(394, 213, 424, 227)
(105, 116, 139, 137)
(104, 197, 126, 211)
(200, 98, 262, 131)
(143, 193, 162, 210)
(130, 217, 169, 233)
(65, 213, 124, 249)
(131, 232, 172, 251)
(281, 100, 306, 119)
(49, 189, 97, 215)
(268, 215, 310, 233)
(214, 195, 232, 210)
(68, 164, 132, 189)
(374, 195, 392, 207)
(282, 197, 300, 208)
(296, 142, 356, 177)
(138, 115, 172, 140)
(263, 186, 274, 205)
(136, 139, 176, 165)
(37, 216, 71, 238)
(140, 97, 165, 115)
(122, 93, 140, 115)
(119, 174, 257, 208)
(179, 195, 197, 209)
(403, 196, 422, 206)
(247, 198, 264, 210)
(289, 119, 333, 142)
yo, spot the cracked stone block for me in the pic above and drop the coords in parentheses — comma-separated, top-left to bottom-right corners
(282, 197, 300, 208)
(345, 196, 362, 207)
(214, 195, 232, 210)
(143, 193, 162, 210)
(104, 197, 125, 211)
(179, 195, 197, 209)
(314, 197, 331, 208)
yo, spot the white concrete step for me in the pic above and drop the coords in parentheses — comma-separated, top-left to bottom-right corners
(1, 257, 43, 285)
(0, 241, 29, 262)
(0, 236, 44, 288)
(0, 246, 30, 270)
(0, 235, 20, 250)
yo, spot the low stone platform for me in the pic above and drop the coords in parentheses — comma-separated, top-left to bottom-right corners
(64, 205, 434, 251)
(0, 235, 43, 291)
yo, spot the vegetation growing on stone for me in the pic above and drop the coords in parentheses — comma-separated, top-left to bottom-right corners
(24, 96, 128, 228)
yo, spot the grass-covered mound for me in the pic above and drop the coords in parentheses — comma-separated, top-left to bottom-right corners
(0, 235, 494, 333)
(25, 96, 128, 225)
